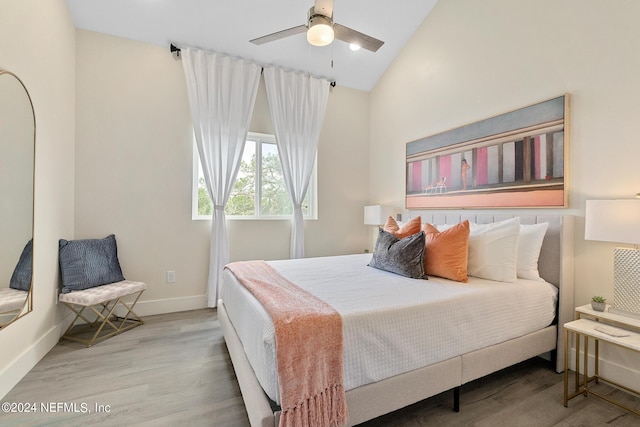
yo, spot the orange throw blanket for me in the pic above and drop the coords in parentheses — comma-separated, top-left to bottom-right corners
(225, 261, 348, 427)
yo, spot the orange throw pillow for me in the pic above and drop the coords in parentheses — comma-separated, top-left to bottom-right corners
(384, 216, 421, 239)
(422, 220, 470, 282)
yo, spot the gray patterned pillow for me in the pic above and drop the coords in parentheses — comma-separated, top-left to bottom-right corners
(368, 229, 427, 279)
(59, 234, 125, 293)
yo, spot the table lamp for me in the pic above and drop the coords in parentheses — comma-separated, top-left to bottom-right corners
(585, 199, 640, 318)
(364, 205, 395, 226)
(364, 205, 395, 252)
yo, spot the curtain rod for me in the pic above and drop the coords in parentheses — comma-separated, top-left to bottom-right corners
(169, 44, 336, 88)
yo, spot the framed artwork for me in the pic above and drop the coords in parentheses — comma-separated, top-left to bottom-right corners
(406, 95, 569, 209)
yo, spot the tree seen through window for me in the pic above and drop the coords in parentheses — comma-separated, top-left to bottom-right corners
(196, 135, 312, 218)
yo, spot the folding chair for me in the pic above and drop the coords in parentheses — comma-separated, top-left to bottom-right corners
(59, 280, 146, 347)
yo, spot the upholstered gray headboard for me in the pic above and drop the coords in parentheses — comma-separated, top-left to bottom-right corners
(399, 214, 572, 286)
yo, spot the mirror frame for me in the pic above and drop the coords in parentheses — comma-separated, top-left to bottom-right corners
(0, 70, 35, 329)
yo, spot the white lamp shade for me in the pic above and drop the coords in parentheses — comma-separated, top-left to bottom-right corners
(585, 199, 640, 245)
(364, 205, 394, 226)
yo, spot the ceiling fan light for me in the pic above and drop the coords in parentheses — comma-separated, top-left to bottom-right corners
(307, 15, 334, 47)
(349, 43, 361, 51)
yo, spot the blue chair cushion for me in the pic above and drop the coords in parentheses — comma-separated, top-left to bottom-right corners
(59, 234, 125, 294)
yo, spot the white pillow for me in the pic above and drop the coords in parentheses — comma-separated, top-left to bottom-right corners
(517, 222, 549, 281)
(435, 223, 454, 232)
(468, 218, 520, 283)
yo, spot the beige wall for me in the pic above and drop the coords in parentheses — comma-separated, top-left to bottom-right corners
(74, 30, 370, 313)
(369, 0, 640, 385)
(0, 0, 76, 398)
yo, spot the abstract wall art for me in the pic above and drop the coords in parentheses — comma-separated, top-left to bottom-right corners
(406, 95, 569, 209)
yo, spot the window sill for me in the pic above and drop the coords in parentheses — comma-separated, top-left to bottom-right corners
(192, 216, 318, 221)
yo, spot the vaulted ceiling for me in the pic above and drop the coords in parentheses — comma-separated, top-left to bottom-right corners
(66, 0, 438, 91)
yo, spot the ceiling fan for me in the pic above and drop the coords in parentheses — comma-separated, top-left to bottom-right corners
(249, 0, 384, 52)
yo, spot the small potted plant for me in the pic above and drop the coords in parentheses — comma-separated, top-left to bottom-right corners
(591, 296, 607, 312)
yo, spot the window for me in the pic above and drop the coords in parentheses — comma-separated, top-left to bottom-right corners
(193, 132, 317, 220)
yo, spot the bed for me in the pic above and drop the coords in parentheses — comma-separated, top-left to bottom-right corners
(218, 214, 574, 427)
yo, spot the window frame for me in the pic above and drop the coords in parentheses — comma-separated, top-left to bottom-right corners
(192, 132, 318, 220)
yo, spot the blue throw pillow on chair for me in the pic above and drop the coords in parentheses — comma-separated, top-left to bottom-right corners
(59, 234, 125, 293)
(10, 239, 33, 291)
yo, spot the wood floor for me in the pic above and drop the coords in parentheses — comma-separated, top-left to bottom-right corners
(2, 308, 639, 426)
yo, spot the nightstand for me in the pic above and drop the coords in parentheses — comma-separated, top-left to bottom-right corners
(563, 304, 640, 416)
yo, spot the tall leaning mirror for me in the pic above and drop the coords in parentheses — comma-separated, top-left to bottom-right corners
(0, 70, 35, 329)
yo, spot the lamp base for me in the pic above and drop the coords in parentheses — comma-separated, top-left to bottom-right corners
(612, 248, 640, 317)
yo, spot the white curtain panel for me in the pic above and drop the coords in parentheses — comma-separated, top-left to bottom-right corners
(181, 48, 261, 307)
(263, 68, 330, 258)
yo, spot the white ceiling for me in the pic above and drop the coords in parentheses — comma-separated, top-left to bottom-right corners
(66, 0, 438, 92)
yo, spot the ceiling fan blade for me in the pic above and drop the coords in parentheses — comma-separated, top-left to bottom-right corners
(334, 23, 384, 52)
(314, 0, 334, 18)
(250, 25, 307, 45)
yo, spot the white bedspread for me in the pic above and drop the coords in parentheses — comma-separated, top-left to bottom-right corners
(220, 253, 558, 404)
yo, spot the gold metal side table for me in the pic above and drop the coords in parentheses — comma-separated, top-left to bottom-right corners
(563, 304, 640, 416)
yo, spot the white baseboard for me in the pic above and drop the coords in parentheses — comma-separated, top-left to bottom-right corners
(114, 294, 209, 317)
(568, 347, 640, 392)
(0, 323, 62, 400)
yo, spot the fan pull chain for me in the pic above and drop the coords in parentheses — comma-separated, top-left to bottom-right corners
(331, 38, 335, 68)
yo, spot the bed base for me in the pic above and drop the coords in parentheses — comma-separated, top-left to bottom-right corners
(219, 300, 556, 426)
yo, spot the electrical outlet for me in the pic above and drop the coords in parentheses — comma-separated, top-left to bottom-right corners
(166, 270, 176, 283)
